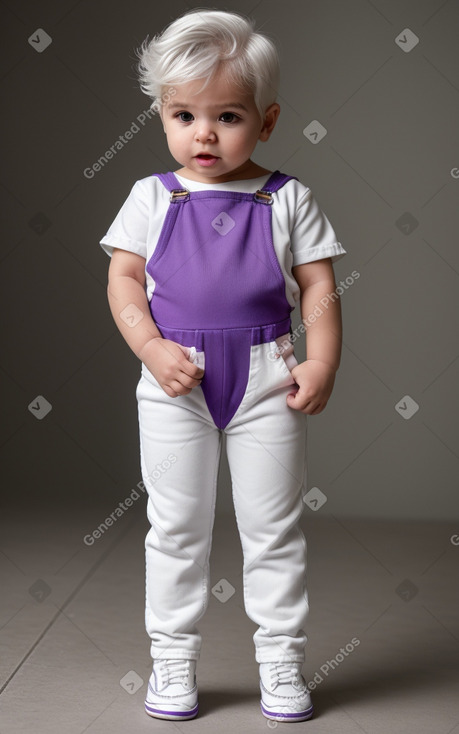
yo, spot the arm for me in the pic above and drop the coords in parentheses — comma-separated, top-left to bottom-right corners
(286, 257, 342, 415)
(107, 248, 204, 397)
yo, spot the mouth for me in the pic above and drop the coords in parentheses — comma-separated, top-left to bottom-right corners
(195, 154, 219, 167)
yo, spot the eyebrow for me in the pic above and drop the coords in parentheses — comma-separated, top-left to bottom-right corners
(167, 101, 249, 112)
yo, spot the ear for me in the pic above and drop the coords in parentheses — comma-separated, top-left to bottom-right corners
(259, 103, 281, 142)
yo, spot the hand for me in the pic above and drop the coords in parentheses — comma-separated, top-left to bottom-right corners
(140, 338, 204, 397)
(286, 359, 336, 415)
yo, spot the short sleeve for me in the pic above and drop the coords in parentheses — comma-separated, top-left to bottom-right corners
(290, 189, 346, 266)
(99, 180, 149, 258)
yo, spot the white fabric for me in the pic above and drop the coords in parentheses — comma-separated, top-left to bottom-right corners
(99, 172, 347, 308)
(137, 339, 310, 663)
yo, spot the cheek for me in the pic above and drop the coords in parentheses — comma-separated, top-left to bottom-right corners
(229, 127, 255, 149)
(168, 131, 186, 150)
(239, 122, 260, 142)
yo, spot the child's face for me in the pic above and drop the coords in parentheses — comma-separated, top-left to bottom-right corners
(160, 70, 279, 182)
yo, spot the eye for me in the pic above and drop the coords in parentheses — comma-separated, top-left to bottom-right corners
(219, 112, 239, 123)
(176, 111, 194, 122)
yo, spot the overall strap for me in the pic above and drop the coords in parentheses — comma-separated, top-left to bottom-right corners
(153, 172, 183, 191)
(154, 172, 192, 203)
(153, 169, 297, 204)
(261, 170, 298, 192)
(254, 170, 298, 204)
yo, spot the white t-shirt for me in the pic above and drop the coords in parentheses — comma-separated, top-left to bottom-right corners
(99, 172, 347, 308)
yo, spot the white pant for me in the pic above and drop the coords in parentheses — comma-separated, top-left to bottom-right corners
(136, 337, 309, 664)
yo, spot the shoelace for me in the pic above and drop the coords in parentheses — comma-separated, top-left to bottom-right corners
(267, 663, 302, 690)
(157, 659, 192, 687)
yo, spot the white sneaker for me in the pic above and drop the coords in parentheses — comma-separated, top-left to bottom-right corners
(259, 662, 313, 722)
(145, 658, 198, 720)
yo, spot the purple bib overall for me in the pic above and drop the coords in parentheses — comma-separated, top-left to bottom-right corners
(146, 170, 297, 430)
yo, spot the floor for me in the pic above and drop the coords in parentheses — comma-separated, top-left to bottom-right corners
(1, 500, 458, 734)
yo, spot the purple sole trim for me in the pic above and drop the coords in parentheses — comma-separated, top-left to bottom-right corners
(145, 701, 199, 720)
(261, 701, 314, 721)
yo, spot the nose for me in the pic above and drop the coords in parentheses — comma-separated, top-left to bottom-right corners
(194, 121, 217, 143)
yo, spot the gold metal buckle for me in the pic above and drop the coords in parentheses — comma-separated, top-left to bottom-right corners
(254, 190, 273, 204)
(170, 188, 190, 202)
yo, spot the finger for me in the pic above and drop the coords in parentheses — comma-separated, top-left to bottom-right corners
(287, 391, 317, 414)
(162, 384, 180, 398)
(286, 386, 299, 402)
(178, 368, 204, 388)
(286, 392, 307, 411)
(286, 386, 305, 404)
(179, 359, 205, 381)
(303, 401, 322, 415)
(158, 340, 198, 376)
(310, 402, 325, 415)
(175, 344, 204, 376)
(168, 380, 193, 397)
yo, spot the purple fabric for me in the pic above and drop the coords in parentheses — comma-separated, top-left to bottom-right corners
(146, 170, 296, 429)
(145, 701, 199, 718)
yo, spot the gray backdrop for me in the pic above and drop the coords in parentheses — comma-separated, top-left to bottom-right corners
(2, 0, 458, 521)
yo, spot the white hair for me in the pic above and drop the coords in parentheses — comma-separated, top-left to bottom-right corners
(135, 8, 280, 120)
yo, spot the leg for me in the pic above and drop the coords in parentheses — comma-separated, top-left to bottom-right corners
(136, 365, 222, 661)
(225, 342, 309, 664)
